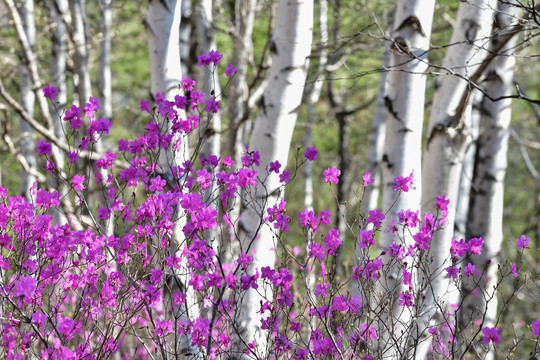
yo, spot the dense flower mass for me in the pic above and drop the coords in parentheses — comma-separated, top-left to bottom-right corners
(0, 53, 532, 360)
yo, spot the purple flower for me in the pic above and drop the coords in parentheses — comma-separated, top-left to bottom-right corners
(413, 231, 431, 250)
(324, 166, 340, 184)
(72, 174, 85, 191)
(402, 269, 412, 287)
(155, 318, 173, 337)
(64, 105, 83, 129)
(304, 147, 318, 161)
(399, 291, 413, 307)
(208, 49, 223, 65)
(205, 97, 220, 113)
(37, 140, 52, 155)
(279, 170, 290, 184)
(149, 175, 166, 192)
(393, 171, 414, 192)
(97, 207, 111, 219)
(358, 229, 375, 248)
(532, 320, 540, 337)
(67, 151, 79, 164)
(398, 209, 420, 228)
(363, 172, 374, 187)
(237, 252, 253, 270)
(269, 160, 281, 173)
(468, 237, 484, 255)
(182, 76, 196, 91)
(43, 85, 58, 100)
(15, 275, 37, 298)
(150, 268, 163, 283)
(516, 235, 530, 249)
(510, 262, 518, 277)
(445, 266, 459, 279)
(451, 238, 469, 257)
(324, 228, 341, 255)
(222, 156, 234, 168)
(225, 62, 237, 76)
(140, 99, 151, 113)
(367, 209, 385, 227)
(463, 263, 476, 277)
(197, 53, 208, 67)
(482, 327, 501, 345)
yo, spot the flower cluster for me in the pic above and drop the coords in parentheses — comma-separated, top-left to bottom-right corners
(0, 51, 534, 360)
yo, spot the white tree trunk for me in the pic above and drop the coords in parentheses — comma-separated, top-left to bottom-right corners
(304, 0, 327, 301)
(228, 0, 257, 162)
(460, 3, 518, 359)
(419, 0, 495, 358)
(179, 0, 192, 76)
(195, 0, 222, 250)
(454, 90, 482, 243)
(70, 0, 91, 105)
(236, 0, 313, 357)
(50, 0, 69, 225)
(146, 1, 198, 357)
(99, 0, 113, 119)
(361, 46, 389, 215)
(17, 0, 37, 201)
(195, 0, 221, 176)
(374, 1, 435, 358)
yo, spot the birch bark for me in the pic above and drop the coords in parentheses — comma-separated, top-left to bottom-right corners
(99, 0, 113, 119)
(146, 1, 199, 357)
(419, 1, 496, 358)
(17, 0, 37, 201)
(459, 3, 518, 359)
(375, 1, 435, 357)
(421, 0, 495, 316)
(227, 0, 256, 163)
(235, 0, 313, 357)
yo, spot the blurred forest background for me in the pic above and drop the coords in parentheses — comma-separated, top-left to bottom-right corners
(0, 0, 539, 356)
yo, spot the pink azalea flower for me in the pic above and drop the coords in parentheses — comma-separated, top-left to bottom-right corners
(324, 166, 340, 184)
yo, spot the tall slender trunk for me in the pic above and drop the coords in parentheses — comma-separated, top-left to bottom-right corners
(146, 1, 198, 357)
(195, 0, 222, 250)
(361, 47, 389, 215)
(99, 0, 113, 120)
(454, 91, 482, 243)
(228, 0, 257, 163)
(49, 0, 69, 225)
(419, 0, 496, 358)
(224, 0, 257, 273)
(179, 0, 192, 77)
(302, 0, 327, 316)
(17, 0, 37, 201)
(459, 3, 518, 359)
(235, 0, 313, 357)
(70, 0, 91, 105)
(374, 1, 435, 358)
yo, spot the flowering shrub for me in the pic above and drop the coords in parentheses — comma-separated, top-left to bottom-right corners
(0, 51, 539, 360)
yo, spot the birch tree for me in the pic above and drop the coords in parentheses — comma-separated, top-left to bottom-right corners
(69, 0, 91, 105)
(179, 0, 192, 77)
(361, 47, 389, 215)
(235, 0, 313, 357)
(227, 0, 257, 163)
(17, 0, 37, 201)
(99, 0, 113, 119)
(48, 0, 69, 225)
(372, 1, 435, 357)
(459, 3, 519, 359)
(419, 1, 496, 358)
(146, 0, 199, 357)
(422, 0, 495, 301)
